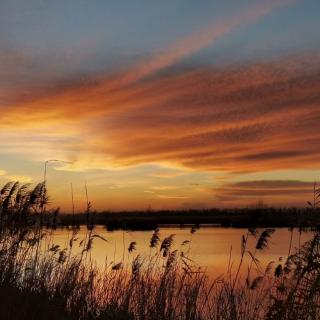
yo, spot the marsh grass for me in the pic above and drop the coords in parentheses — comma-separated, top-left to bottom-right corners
(0, 181, 320, 319)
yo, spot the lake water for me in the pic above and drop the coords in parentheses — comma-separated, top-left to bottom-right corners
(45, 226, 313, 278)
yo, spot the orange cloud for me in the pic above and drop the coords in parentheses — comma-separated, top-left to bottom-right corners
(1, 53, 320, 175)
(213, 180, 314, 206)
(0, 0, 294, 108)
(148, 172, 184, 179)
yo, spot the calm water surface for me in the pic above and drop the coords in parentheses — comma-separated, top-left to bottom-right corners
(46, 226, 313, 278)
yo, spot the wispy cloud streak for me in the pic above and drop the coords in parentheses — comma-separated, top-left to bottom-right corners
(111, 0, 295, 87)
(1, 52, 319, 174)
(214, 180, 314, 206)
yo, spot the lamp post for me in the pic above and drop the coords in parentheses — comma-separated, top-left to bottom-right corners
(41, 159, 72, 223)
(71, 182, 75, 224)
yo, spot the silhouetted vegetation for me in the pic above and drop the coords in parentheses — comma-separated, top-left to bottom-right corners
(0, 180, 320, 319)
(57, 206, 320, 230)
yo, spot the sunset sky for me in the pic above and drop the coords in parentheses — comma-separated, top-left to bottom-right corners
(1, 0, 320, 212)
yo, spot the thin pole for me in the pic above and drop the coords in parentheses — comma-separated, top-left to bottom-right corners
(41, 159, 72, 222)
(71, 183, 75, 224)
(85, 182, 90, 226)
(85, 182, 89, 208)
(40, 160, 48, 225)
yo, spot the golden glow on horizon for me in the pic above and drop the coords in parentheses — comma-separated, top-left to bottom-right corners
(1, 53, 320, 211)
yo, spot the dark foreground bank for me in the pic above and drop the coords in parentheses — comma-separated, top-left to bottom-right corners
(1, 180, 320, 319)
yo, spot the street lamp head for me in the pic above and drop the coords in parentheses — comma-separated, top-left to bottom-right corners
(45, 159, 73, 165)
(46, 159, 60, 163)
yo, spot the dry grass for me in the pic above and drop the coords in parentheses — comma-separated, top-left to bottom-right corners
(0, 181, 320, 319)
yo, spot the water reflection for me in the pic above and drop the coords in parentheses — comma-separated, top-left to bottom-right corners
(44, 226, 313, 278)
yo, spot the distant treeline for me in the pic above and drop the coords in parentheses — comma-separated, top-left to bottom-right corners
(58, 207, 320, 230)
